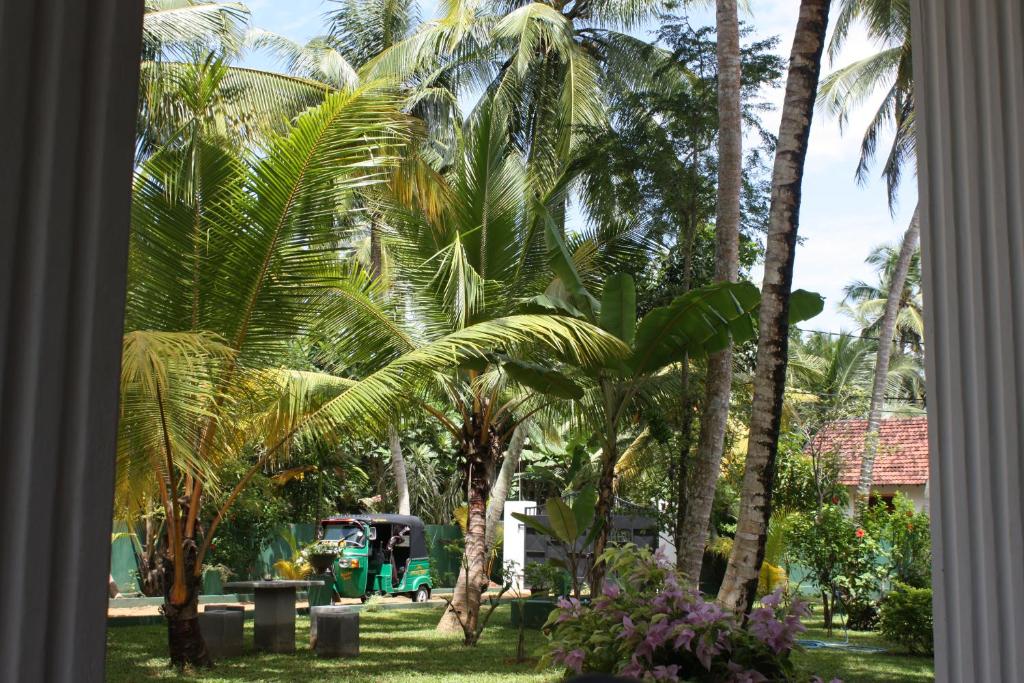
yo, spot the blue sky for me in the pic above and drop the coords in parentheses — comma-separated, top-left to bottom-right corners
(241, 0, 917, 334)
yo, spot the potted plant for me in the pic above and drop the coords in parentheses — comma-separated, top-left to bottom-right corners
(305, 540, 342, 574)
(524, 561, 563, 598)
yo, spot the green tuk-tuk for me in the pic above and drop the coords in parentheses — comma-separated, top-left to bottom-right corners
(316, 514, 432, 603)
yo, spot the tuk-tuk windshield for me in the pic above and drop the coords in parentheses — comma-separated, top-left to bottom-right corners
(321, 523, 366, 547)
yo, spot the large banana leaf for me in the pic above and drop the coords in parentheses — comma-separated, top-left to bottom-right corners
(599, 273, 636, 345)
(787, 289, 826, 324)
(630, 281, 761, 374)
(571, 484, 597, 535)
(545, 496, 578, 544)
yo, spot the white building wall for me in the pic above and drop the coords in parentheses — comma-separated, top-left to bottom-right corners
(502, 500, 535, 590)
(843, 484, 928, 515)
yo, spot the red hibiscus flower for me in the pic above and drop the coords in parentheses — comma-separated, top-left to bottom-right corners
(855, 528, 865, 539)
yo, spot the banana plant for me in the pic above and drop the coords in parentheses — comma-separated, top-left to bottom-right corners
(512, 484, 600, 599)
(538, 224, 825, 591)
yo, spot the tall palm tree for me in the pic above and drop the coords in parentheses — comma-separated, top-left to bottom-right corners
(138, 1, 337, 162)
(120, 85, 413, 665)
(717, 0, 831, 614)
(841, 238, 924, 350)
(318, 102, 630, 643)
(676, 0, 743, 585)
(818, 0, 918, 507)
(249, 0, 461, 518)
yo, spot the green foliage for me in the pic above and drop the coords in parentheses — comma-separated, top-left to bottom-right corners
(771, 432, 847, 513)
(202, 458, 290, 579)
(862, 493, 932, 588)
(599, 273, 637, 345)
(543, 545, 812, 681)
(878, 583, 934, 655)
(523, 561, 567, 595)
(511, 486, 600, 598)
(787, 505, 886, 632)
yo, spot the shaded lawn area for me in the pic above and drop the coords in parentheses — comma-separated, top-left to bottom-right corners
(106, 605, 555, 683)
(107, 604, 935, 682)
(793, 615, 935, 683)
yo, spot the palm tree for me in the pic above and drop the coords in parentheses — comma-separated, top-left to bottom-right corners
(841, 239, 924, 351)
(717, 0, 831, 614)
(317, 102, 630, 643)
(138, 1, 336, 162)
(120, 85, 413, 665)
(818, 0, 919, 507)
(675, 0, 743, 585)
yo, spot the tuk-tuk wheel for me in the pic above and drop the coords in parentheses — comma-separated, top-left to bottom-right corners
(360, 594, 370, 604)
(413, 586, 430, 603)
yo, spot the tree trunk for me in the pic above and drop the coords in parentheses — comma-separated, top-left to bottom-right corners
(856, 207, 921, 505)
(717, 0, 831, 614)
(437, 426, 501, 642)
(588, 439, 619, 595)
(438, 423, 525, 635)
(676, 0, 743, 586)
(486, 421, 527, 551)
(389, 425, 410, 515)
(162, 547, 211, 667)
(822, 589, 833, 636)
(672, 362, 697, 567)
(369, 219, 383, 279)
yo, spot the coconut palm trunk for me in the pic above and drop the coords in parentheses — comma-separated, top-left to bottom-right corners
(718, 0, 832, 613)
(436, 410, 505, 643)
(588, 429, 620, 594)
(389, 426, 411, 515)
(162, 540, 211, 667)
(676, 0, 743, 585)
(439, 422, 527, 634)
(486, 422, 528, 550)
(856, 206, 920, 505)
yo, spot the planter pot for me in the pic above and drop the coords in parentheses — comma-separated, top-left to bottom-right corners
(510, 598, 556, 630)
(309, 553, 337, 574)
(308, 574, 335, 607)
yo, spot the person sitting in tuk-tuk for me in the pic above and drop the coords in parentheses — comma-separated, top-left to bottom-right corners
(387, 525, 411, 586)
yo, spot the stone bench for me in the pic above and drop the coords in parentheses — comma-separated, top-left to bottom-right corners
(312, 609, 359, 658)
(198, 609, 244, 660)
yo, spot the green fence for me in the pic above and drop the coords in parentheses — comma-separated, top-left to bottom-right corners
(108, 521, 468, 594)
(110, 521, 141, 594)
(425, 524, 462, 587)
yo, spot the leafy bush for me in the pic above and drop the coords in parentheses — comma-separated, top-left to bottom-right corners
(862, 494, 932, 588)
(542, 545, 812, 682)
(524, 561, 567, 596)
(787, 505, 885, 633)
(878, 583, 933, 654)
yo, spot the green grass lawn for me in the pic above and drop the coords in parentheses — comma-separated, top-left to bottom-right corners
(795, 616, 935, 683)
(106, 605, 934, 682)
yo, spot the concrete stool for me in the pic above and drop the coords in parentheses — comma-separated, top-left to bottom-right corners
(198, 609, 244, 660)
(203, 604, 245, 613)
(313, 611, 359, 658)
(309, 606, 353, 647)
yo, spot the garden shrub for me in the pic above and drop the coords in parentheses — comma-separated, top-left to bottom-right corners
(878, 583, 933, 655)
(862, 494, 932, 589)
(542, 545, 812, 682)
(787, 505, 885, 633)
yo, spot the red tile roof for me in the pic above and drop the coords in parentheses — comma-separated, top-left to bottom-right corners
(807, 417, 930, 486)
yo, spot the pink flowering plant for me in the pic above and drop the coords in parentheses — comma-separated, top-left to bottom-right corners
(540, 545, 814, 682)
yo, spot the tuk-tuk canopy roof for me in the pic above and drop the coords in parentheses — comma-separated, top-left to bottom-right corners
(320, 514, 427, 558)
